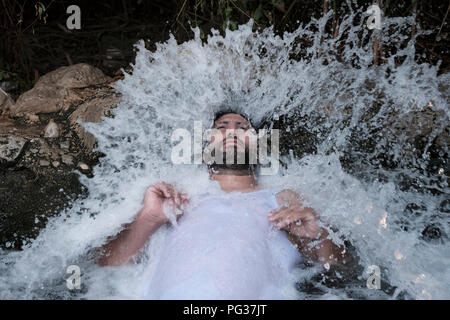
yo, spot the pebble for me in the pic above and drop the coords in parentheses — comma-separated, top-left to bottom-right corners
(52, 161, 60, 168)
(60, 141, 70, 149)
(78, 162, 89, 171)
(39, 159, 50, 166)
(27, 114, 40, 123)
(50, 153, 60, 161)
(61, 154, 74, 165)
(44, 119, 60, 138)
(0, 136, 27, 163)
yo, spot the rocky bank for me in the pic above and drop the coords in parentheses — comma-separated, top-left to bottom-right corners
(0, 63, 121, 250)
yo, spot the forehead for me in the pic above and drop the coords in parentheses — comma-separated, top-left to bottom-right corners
(214, 113, 249, 124)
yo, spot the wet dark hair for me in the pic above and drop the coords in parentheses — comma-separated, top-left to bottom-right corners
(212, 109, 253, 128)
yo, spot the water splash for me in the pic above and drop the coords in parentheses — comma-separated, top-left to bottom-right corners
(0, 7, 448, 300)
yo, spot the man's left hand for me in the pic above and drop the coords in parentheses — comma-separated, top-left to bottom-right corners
(268, 202, 321, 240)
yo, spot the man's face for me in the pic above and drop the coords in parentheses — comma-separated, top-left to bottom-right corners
(210, 113, 252, 154)
(204, 113, 257, 170)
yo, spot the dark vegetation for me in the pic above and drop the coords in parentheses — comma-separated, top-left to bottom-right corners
(1, 0, 449, 99)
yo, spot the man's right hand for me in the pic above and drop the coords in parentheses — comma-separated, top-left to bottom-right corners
(141, 182, 189, 225)
(97, 182, 189, 266)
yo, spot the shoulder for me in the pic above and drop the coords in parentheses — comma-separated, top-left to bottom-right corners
(274, 189, 302, 207)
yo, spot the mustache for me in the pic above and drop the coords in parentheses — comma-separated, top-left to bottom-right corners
(222, 136, 245, 147)
(203, 135, 248, 151)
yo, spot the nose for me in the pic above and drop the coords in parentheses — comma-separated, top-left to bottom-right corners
(223, 127, 242, 140)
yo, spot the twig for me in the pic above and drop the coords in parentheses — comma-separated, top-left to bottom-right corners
(437, 2, 449, 37)
(65, 52, 73, 66)
(175, 0, 188, 23)
(281, 0, 297, 25)
(229, 0, 259, 27)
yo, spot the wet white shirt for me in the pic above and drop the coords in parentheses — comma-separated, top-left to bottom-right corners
(141, 188, 301, 299)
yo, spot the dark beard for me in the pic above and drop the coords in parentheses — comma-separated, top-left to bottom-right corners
(207, 145, 254, 175)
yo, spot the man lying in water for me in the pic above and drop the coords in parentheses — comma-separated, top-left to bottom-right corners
(97, 111, 352, 298)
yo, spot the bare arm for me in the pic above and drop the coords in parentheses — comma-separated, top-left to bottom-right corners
(97, 209, 165, 266)
(269, 189, 350, 265)
(97, 182, 189, 267)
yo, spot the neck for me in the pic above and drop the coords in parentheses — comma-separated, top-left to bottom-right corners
(210, 169, 258, 193)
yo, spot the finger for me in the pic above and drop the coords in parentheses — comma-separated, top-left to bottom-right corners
(146, 185, 163, 197)
(159, 184, 175, 199)
(268, 208, 286, 219)
(270, 215, 290, 228)
(178, 193, 190, 206)
(276, 216, 297, 229)
(268, 207, 292, 221)
(273, 207, 313, 223)
(154, 182, 171, 192)
(175, 211, 184, 220)
(173, 192, 183, 209)
(273, 211, 303, 229)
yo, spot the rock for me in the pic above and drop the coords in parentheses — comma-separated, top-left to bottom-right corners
(11, 83, 78, 116)
(0, 116, 16, 135)
(61, 154, 74, 165)
(52, 161, 60, 168)
(78, 162, 89, 171)
(0, 167, 88, 250)
(10, 63, 111, 116)
(421, 224, 445, 243)
(38, 142, 51, 154)
(39, 159, 50, 167)
(44, 119, 60, 138)
(26, 113, 40, 123)
(0, 135, 27, 166)
(56, 63, 111, 89)
(69, 95, 120, 151)
(50, 152, 60, 161)
(0, 88, 14, 115)
(389, 107, 448, 147)
(59, 140, 70, 149)
(440, 199, 450, 213)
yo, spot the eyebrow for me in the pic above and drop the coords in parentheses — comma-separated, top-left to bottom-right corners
(215, 121, 249, 125)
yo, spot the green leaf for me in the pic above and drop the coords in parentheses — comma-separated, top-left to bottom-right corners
(229, 20, 237, 30)
(225, 6, 232, 19)
(254, 4, 262, 21)
(37, 2, 45, 17)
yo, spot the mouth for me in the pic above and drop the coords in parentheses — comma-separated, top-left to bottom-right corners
(223, 137, 244, 148)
